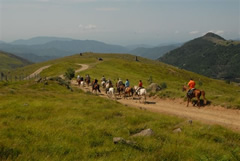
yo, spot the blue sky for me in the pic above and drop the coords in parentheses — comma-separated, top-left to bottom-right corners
(0, 0, 239, 45)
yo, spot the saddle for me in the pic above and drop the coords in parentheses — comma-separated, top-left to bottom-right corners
(187, 88, 195, 96)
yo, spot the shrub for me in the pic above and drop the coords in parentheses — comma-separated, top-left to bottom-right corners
(160, 82, 167, 89)
(64, 68, 75, 80)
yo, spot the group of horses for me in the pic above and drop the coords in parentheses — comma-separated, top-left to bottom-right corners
(77, 77, 147, 103)
(77, 77, 207, 107)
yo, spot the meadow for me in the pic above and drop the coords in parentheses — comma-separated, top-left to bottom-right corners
(10, 53, 240, 109)
(0, 79, 240, 160)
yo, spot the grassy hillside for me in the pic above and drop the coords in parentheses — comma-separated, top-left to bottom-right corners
(159, 33, 240, 82)
(0, 78, 240, 160)
(0, 51, 32, 72)
(12, 53, 240, 109)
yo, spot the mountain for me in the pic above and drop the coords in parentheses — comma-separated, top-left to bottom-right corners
(0, 39, 129, 62)
(10, 36, 74, 45)
(159, 32, 240, 82)
(0, 40, 6, 44)
(130, 44, 181, 60)
(0, 51, 32, 72)
(125, 44, 154, 51)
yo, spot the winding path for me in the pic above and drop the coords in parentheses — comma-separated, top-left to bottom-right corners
(29, 64, 240, 132)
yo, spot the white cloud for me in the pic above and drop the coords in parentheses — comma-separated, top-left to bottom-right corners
(78, 24, 97, 30)
(189, 30, 199, 34)
(215, 30, 224, 35)
(96, 7, 119, 11)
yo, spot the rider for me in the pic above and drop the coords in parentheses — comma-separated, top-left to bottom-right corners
(187, 78, 196, 96)
(107, 79, 113, 87)
(101, 75, 106, 82)
(77, 75, 80, 80)
(136, 80, 143, 93)
(125, 79, 130, 88)
(117, 78, 123, 87)
(93, 78, 101, 93)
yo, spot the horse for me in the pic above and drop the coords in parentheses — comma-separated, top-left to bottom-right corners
(107, 87, 116, 99)
(85, 77, 91, 86)
(101, 81, 106, 88)
(182, 86, 207, 107)
(77, 78, 81, 86)
(92, 83, 101, 94)
(124, 87, 134, 99)
(116, 83, 125, 97)
(134, 86, 147, 103)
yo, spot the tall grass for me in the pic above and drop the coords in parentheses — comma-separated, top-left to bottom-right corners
(0, 80, 240, 160)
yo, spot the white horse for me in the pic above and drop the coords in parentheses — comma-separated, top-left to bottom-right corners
(134, 86, 147, 103)
(101, 81, 106, 88)
(81, 81, 85, 86)
(107, 87, 116, 99)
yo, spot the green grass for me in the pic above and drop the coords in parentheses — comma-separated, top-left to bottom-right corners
(0, 51, 31, 72)
(0, 80, 240, 160)
(11, 53, 240, 109)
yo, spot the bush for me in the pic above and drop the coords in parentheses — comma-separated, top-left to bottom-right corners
(64, 68, 75, 80)
(160, 82, 167, 89)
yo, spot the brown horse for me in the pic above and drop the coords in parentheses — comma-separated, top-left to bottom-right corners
(124, 87, 134, 99)
(116, 83, 125, 97)
(92, 83, 101, 94)
(85, 77, 91, 86)
(182, 86, 207, 107)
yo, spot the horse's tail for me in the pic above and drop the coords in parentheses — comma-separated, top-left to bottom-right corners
(201, 90, 207, 105)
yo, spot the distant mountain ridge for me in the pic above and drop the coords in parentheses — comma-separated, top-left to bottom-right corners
(159, 32, 240, 82)
(11, 36, 74, 45)
(130, 44, 181, 60)
(0, 37, 129, 62)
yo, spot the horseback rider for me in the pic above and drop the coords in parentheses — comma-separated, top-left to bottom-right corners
(93, 78, 101, 93)
(107, 79, 113, 87)
(187, 78, 196, 96)
(117, 78, 123, 87)
(101, 75, 106, 82)
(136, 80, 143, 93)
(125, 79, 130, 88)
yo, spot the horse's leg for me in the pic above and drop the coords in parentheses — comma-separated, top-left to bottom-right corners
(187, 98, 190, 107)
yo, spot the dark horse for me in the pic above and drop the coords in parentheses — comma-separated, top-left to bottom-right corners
(116, 83, 125, 97)
(182, 86, 207, 107)
(85, 77, 91, 87)
(92, 83, 101, 94)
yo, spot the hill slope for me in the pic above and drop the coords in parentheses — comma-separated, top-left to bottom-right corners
(159, 33, 240, 82)
(0, 51, 32, 72)
(13, 53, 240, 109)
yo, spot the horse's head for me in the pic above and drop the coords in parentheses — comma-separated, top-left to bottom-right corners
(182, 86, 188, 92)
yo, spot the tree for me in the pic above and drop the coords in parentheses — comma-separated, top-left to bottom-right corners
(64, 68, 75, 80)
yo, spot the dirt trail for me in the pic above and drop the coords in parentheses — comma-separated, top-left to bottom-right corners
(30, 64, 240, 132)
(71, 64, 240, 132)
(24, 65, 51, 80)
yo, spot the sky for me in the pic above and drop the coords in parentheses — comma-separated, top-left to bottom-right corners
(0, 0, 239, 46)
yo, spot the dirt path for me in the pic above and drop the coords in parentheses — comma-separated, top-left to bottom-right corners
(24, 65, 51, 80)
(30, 64, 240, 132)
(70, 64, 240, 132)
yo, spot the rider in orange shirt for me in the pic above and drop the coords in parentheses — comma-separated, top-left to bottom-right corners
(187, 78, 196, 96)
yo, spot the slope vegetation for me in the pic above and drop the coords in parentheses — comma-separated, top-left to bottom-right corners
(12, 53, 240, 109)
(159, 33, 240, 82)
(0, 51, 32, 72)
(1, 53, 240, 160)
